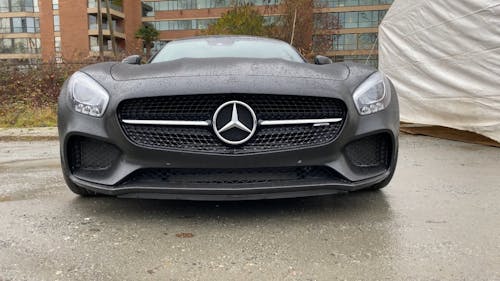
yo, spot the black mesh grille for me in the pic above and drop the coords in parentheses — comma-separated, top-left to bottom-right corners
(68, 136, 120, 174)
(345, 133, 392, 172)
(118, 94, 346, 154)
(122, 166, 348, 187)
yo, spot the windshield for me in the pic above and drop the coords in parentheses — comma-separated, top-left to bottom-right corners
(150, 37, 305, 63)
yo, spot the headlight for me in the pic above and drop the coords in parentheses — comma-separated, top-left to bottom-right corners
(68, 71, 109, 117)
(352, 72, 391, 115)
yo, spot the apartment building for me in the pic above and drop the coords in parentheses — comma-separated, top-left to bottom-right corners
(141, 0, 282, 52)
(0, 0, 41, 62)
(0, 0, 392, 65)
(313, 0, 394, 67)
(1, 0, 142, 63)
(141, 0, 392, 65)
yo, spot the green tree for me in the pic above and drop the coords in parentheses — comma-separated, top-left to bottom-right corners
(204, 4, 268, 36)
(135, 24, 159, 59)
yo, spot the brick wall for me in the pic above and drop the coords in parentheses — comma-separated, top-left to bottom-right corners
(59, 0, 89, 61)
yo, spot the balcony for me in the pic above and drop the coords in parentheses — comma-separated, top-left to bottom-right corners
(89, 23, 124, 34)
(88, 0, 123, 12)
(0, 38, 40, 55)
(0, 4, 38, 13)
(88, 29, 126, 39)
(87, 0, 125, 18)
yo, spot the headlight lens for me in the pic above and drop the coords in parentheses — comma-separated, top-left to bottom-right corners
(353, 72, 391, 115)
(68, 71, 109, 117)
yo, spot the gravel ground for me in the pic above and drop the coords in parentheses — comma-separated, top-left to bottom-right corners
(0, 134, 499, 281)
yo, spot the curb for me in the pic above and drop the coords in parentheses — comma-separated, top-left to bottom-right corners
(0, 127, 58, 142)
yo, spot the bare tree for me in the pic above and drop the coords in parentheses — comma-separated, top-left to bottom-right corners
(105, 0, 117, 58)
(312, 11, 342, 59)
(267, 0, 341, 60)
(267, 0, 314, 56)
(96, 0, 104, 60)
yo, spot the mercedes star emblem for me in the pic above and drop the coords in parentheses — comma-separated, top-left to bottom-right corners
(213, 101, 257, 145)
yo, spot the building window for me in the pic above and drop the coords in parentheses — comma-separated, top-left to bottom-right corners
(141, 0, 279, 13)
(357, 32, 378, 49)
(334, 34, 357, 50)
(0, 0, 39, 12)
(89, 36, 98, 51)
(0, 38, 40, 54)
(54, 36, 61, 52)
(314, 0, 393, 8)
(333, 55, 378, 68)
(0, 17, 11, 33)
(0, 0, 8, 12)
(52, 0, 58, 9)
(263, 15, 280, 25)
(88, 15, 97, 29)
(313, 33, 378, 51)
(89, 35, 116, 52)
(88, 0, 123, 12)
(142, 1, 154, 17)
(0, 17, 40, 33)
(314, 10, 387, 29)
(88, 15, 124, 33)
(11, 17, 26, 32)
(53, 15, 60, 32)
(150, 40, 168, 54)
(150, 19, 219, 31)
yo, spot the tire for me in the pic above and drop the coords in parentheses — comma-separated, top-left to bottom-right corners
(365, 170, 394, 191)
(364, 149, 398, 191)
(62, 170, 98, 196)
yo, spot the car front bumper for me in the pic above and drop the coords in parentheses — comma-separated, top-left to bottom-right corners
(66, 169, 393, 200)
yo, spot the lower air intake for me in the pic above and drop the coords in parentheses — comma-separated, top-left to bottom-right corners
(68, 136, 120, 175)
(121, 166, 349, 187)
(344, 133, 392, 173)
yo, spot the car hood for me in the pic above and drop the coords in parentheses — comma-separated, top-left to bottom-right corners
(78, 58, 376, 99)
(109, 58, 351, 81)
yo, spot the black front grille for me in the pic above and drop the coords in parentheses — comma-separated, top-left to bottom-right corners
(68, 136, 120, 175)
(344, 133, 392, 173)
(122, 166, 348, 187)
(118, 94, 346, 154)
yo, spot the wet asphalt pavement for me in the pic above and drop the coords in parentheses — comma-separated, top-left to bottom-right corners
(0, 134, 499, 281)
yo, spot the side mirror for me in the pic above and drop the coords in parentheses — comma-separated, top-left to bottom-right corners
(314, 55, 333, 65)
(122, 55, 142, 65)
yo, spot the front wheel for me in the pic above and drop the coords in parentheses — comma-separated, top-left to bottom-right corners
(366, 171, 394, 191)
(364, 149, 398, 191)
(62, 170, 98, 196)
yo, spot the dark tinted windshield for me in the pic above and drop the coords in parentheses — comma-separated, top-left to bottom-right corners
(150, 37, 305, 63)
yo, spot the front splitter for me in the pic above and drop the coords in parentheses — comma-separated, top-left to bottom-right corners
(69, 170, 389, 201)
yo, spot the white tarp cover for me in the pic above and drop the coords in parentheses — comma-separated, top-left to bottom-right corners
(379, 0, 500, 142)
